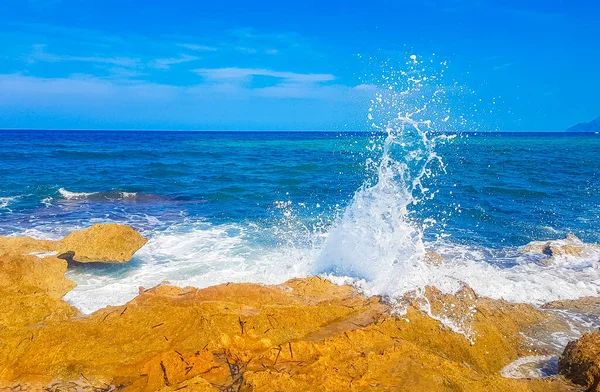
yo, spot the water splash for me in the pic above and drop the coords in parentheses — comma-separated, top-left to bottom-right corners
(314, 55, 449, 288)
(310, 55, 487, 338)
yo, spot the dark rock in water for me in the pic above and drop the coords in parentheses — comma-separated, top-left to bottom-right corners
(567, 117, 600, 133)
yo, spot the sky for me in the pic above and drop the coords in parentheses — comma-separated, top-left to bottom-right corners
(0, 0, 598, 131)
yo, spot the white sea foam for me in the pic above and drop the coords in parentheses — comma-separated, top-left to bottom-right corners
(61, 220, 600, 316)
(0, 196, 16, 209)
(59, 188, 95, 199)
(58, 188, 138, 200)
(63, 223, 316, 313)
(501, 355, 558, 379)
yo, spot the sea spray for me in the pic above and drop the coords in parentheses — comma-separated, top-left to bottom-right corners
(312, 55, 483, 338)
(314, 54, 449, 286)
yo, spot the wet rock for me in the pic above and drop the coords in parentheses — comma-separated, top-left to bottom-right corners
(424, 250, 444, 266)
(543, 297, 600, 315)
(559, 332, 600, 391)
(522, 234, 599, 265)
(57, 224, 147, 263)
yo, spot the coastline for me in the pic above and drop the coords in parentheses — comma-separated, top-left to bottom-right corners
(1, 224, 598, 391)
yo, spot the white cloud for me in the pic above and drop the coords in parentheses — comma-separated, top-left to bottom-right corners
(493, 62, 515, 71)
(149, 54, 200, 70)
(193, 67, 336, 83)
(0, 73, 374, 130)
(28, 44, 140, 67)
(177, 43, 218, 52)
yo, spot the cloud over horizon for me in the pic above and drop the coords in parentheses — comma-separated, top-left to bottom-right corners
(1, 0, 599, 131)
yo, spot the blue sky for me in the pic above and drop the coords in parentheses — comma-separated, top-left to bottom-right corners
(0, 0, 598, 131)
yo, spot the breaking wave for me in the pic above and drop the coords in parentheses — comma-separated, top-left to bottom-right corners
(57, 188, 168, 202)
(59, 188, 138, 200)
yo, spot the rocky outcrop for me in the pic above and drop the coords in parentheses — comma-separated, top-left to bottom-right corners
(559, 332, 600, 391)
(0, 229, 586, 391)
(0, 254, 75, 299)
(0, 272, 576, 391)
(0, 223, 147, 263)
(0, 236, 55, 258)
(0, 253, 80, 365)
(522, 234, 599, 265)
(56, 223, 148, 263)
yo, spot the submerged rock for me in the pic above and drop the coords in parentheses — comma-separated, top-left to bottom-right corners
(424, 249, 445, 266)
(543, 297, 600, 315)
(0, 223, 147, 264)
(559, 332, 600, 391)
(522, 234, 599, 265)
(57, 223, 148, 263)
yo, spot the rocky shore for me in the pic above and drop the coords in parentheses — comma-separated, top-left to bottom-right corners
(0, 225, 598, 391)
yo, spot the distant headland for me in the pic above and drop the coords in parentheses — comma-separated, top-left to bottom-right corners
(567, 116, 600, 132)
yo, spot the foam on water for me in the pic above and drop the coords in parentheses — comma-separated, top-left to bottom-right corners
(501, 355, 559, 379)
(0, 196, 16, 210)
(57, 213, 600, 316)
(63, 222, 317, 313)
(59, 188, 139, 201)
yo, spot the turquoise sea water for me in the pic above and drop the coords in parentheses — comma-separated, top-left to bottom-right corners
(1, 130, 599, 313)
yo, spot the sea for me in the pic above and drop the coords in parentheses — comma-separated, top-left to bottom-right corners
(1, 129, 599, 315)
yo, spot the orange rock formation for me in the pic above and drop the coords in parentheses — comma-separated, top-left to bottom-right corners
(0, 226, 583, 391)
(0, 223, 147, 263)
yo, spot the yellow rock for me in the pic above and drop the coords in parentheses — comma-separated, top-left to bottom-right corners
(0, 254, 80, 375)
(0, 223, 147, 264)
(543, 297, 600, 314)
(0, 254, 75, 299)
(0, 232, 581, 392)
(522, 234, 594, 265)
(0, 276, 576, 391)
(0, 236, 55, 258)
(57, 223, 148, 263)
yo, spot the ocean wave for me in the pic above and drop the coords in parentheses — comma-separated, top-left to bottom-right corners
(57, 188, 159, 202)
(34, 57, 600, 348)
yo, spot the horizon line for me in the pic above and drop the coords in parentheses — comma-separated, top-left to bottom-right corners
(0, 128, 584, 133)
